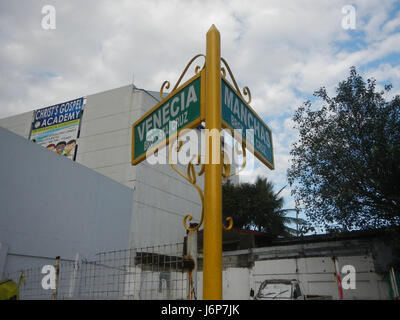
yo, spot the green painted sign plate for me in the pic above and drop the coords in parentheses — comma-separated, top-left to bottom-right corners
(132, 73, 204, 165)
(221, 78, 274, 169)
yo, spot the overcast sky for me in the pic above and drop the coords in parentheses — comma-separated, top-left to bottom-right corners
(1, 0, 400, 216)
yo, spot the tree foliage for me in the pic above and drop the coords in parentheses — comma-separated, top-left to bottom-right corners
(288, 67, 400, 231)
(222, 176, 305, 237)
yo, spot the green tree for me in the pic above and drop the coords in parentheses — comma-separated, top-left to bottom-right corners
(222, 176, 305, 237)
(287, 67, 400, 231)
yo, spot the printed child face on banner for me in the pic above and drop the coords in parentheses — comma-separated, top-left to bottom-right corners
(46, 144, 56, 151)
(63, 140, 76, 157)
(56, 141, 66, 155)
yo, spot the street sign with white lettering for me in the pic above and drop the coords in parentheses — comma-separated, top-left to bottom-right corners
(221, 78, 274, 169)
(132, 72, 204, 165)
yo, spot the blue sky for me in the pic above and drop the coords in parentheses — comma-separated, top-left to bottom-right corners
(0, 0, 399, 230)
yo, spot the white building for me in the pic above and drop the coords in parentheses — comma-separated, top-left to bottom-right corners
(0, 84, 205, 251)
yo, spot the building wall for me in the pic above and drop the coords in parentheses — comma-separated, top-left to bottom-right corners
(0, 111, 33, 139)
(249, 255, 388, 300)
(78, 85, 203, 248)
(196, 237, 393, 300)
(0, 127, 133, 274)
(0, 85, 204, 250)
(196, 256, 390, 300)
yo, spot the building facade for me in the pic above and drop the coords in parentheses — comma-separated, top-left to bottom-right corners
(0, 85, 209, 250)
(0, 127, 133, 274)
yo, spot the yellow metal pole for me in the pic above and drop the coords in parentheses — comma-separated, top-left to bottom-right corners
(203, 24, 222, 300)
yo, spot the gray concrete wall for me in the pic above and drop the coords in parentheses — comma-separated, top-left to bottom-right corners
(0, 85, 204, 249)
(196, 237, 393, 300)
(0, 110, 33, 139)
(0, 127, 133, 274)
(76, 85, 203, 248)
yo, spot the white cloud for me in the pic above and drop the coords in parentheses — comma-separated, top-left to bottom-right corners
(1, 0, 399, 216)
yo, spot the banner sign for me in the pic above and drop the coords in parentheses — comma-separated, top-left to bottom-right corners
(30, 97, 84, 160)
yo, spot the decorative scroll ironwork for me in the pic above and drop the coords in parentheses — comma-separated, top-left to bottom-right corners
(223, 217, 233, 231)
(161, 54, 205, 232)
(160, 54, 206, 98)
(221, 140, 247, 180)
(162, 54, 251, 232)
(169, 137, 205, 232)
(220, 139, 247, 231)
(168, 133, 247, 232)
(219, 57, 250, 230)
(220, 57, 252, 104)
(242, 86, 251, 105)
(160, 81, 170, 99)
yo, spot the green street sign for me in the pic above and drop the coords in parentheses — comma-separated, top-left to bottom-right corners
(221, 78, 274, 169)
(132, 73, 204, 165)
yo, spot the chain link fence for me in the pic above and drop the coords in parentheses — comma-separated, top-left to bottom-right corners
(3, 242, 196, 300)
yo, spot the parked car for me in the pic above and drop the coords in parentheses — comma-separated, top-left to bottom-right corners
(251, 279, 332, 300)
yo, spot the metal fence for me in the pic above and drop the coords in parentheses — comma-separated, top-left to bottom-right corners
(4, 242, 196, 300)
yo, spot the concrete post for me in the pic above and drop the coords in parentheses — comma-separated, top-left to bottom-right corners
(186, 227, 198, 300)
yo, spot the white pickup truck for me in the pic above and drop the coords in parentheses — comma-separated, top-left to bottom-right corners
(251, 279, 332, 300)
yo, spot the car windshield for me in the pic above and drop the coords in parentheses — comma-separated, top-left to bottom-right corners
(258, 283, 292, 299)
